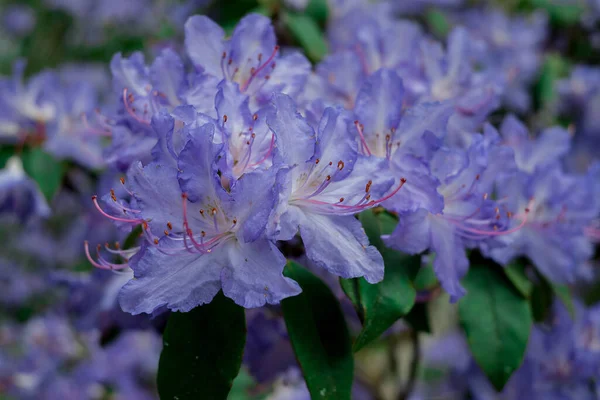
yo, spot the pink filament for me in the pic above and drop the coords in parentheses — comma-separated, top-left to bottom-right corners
(122, 88, 151, 125)
(303, 178, 406, 212)
(247, 133, 275, 168)
(81, 113, 112, 137)
(92, 196, 143, 224)
(84, 241, 130, 271)
(354, 121, 372, 156)
(448, 205, 531, 238)
(240, 46, 279, 92)
(180, 194, 228, 254)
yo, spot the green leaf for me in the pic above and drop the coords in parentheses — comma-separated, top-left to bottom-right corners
(504, 262, 533, 298)
(222, 4, 273, 35)
(413, 257, 438, 291)
(304, 0, 329, 25)
(530, 0, 583, 26)
(426, 9, 451, 37)
(283, 11, 328, 63)
(282, 261, 354, 400)
(530, 272, 575, 321)
(339, 277, 363, 321)
(550, 283, 575, 318)
(157, 292, 246, 400)
(530, 278, 554, 322)
(228, 368, 258, 400)
(536, 54, 570, 112)
(21, 148, 64, 202)
(352, 210, 418, 352)
(459, 266, 533, 391)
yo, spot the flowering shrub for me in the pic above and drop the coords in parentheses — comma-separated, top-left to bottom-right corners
(1, 0, 600, 399)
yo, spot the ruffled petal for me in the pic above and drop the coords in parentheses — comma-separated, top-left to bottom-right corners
(221, 239, 301, 308)
(184, 15, 226, 77)
(298, 211, 384, 283)
(267, 93, 316, 167)
(429, 217, 468, 302)
(149, 48, 186, 107)
(119, 242, 223, 314)
(383, 208, 431, 254)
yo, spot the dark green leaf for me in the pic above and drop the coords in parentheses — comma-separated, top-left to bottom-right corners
(158, 292, 246, 400)
(504, 262, 533, 298)
(228, 368, 258, 400)
(222, 5, 272, 35)
(21, 148, 64, 202)
(530, 278, 554, 322)
(530, 0, 583, 25)
(530, 272, 574, 321)
(0, 146, 14, 169)
(212, 0, 261, 34)
(404, 302, 431, 333)
(304, 0, 329, 25)
(283, 11, 328, 63)
(339, 277, 363, 320)
(282, 261, 353, 400)
(459, 266, 532, 391)
(352, 210, 418, 352)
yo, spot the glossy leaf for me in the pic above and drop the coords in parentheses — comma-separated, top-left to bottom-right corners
(504, 262, 533, 298)
(21, 148, 64, 202)
(157, 292, 246, 400)
(352, 210, 418, 352)
(282, 261, 354, 400)
(459, 266, 533, 391)
(339, 277, 363, 322)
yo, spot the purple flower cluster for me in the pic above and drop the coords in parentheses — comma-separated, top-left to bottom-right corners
(65, 8, 597, 313)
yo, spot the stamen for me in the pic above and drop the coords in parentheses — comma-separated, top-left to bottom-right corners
(221, 52, 230, 80)
(302, 178, 407, 213)
(212, 208, 219, 231)
(240, 46, 279, 92)
(81, 113, 111, 137)
(247, 133, 275, 169)
(84, 241, 130, 271)
(92, 196, 143, 224)
(122, 88, 150, 125)
(448, 201, 532, 239)
(354, 121, 372, 156)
